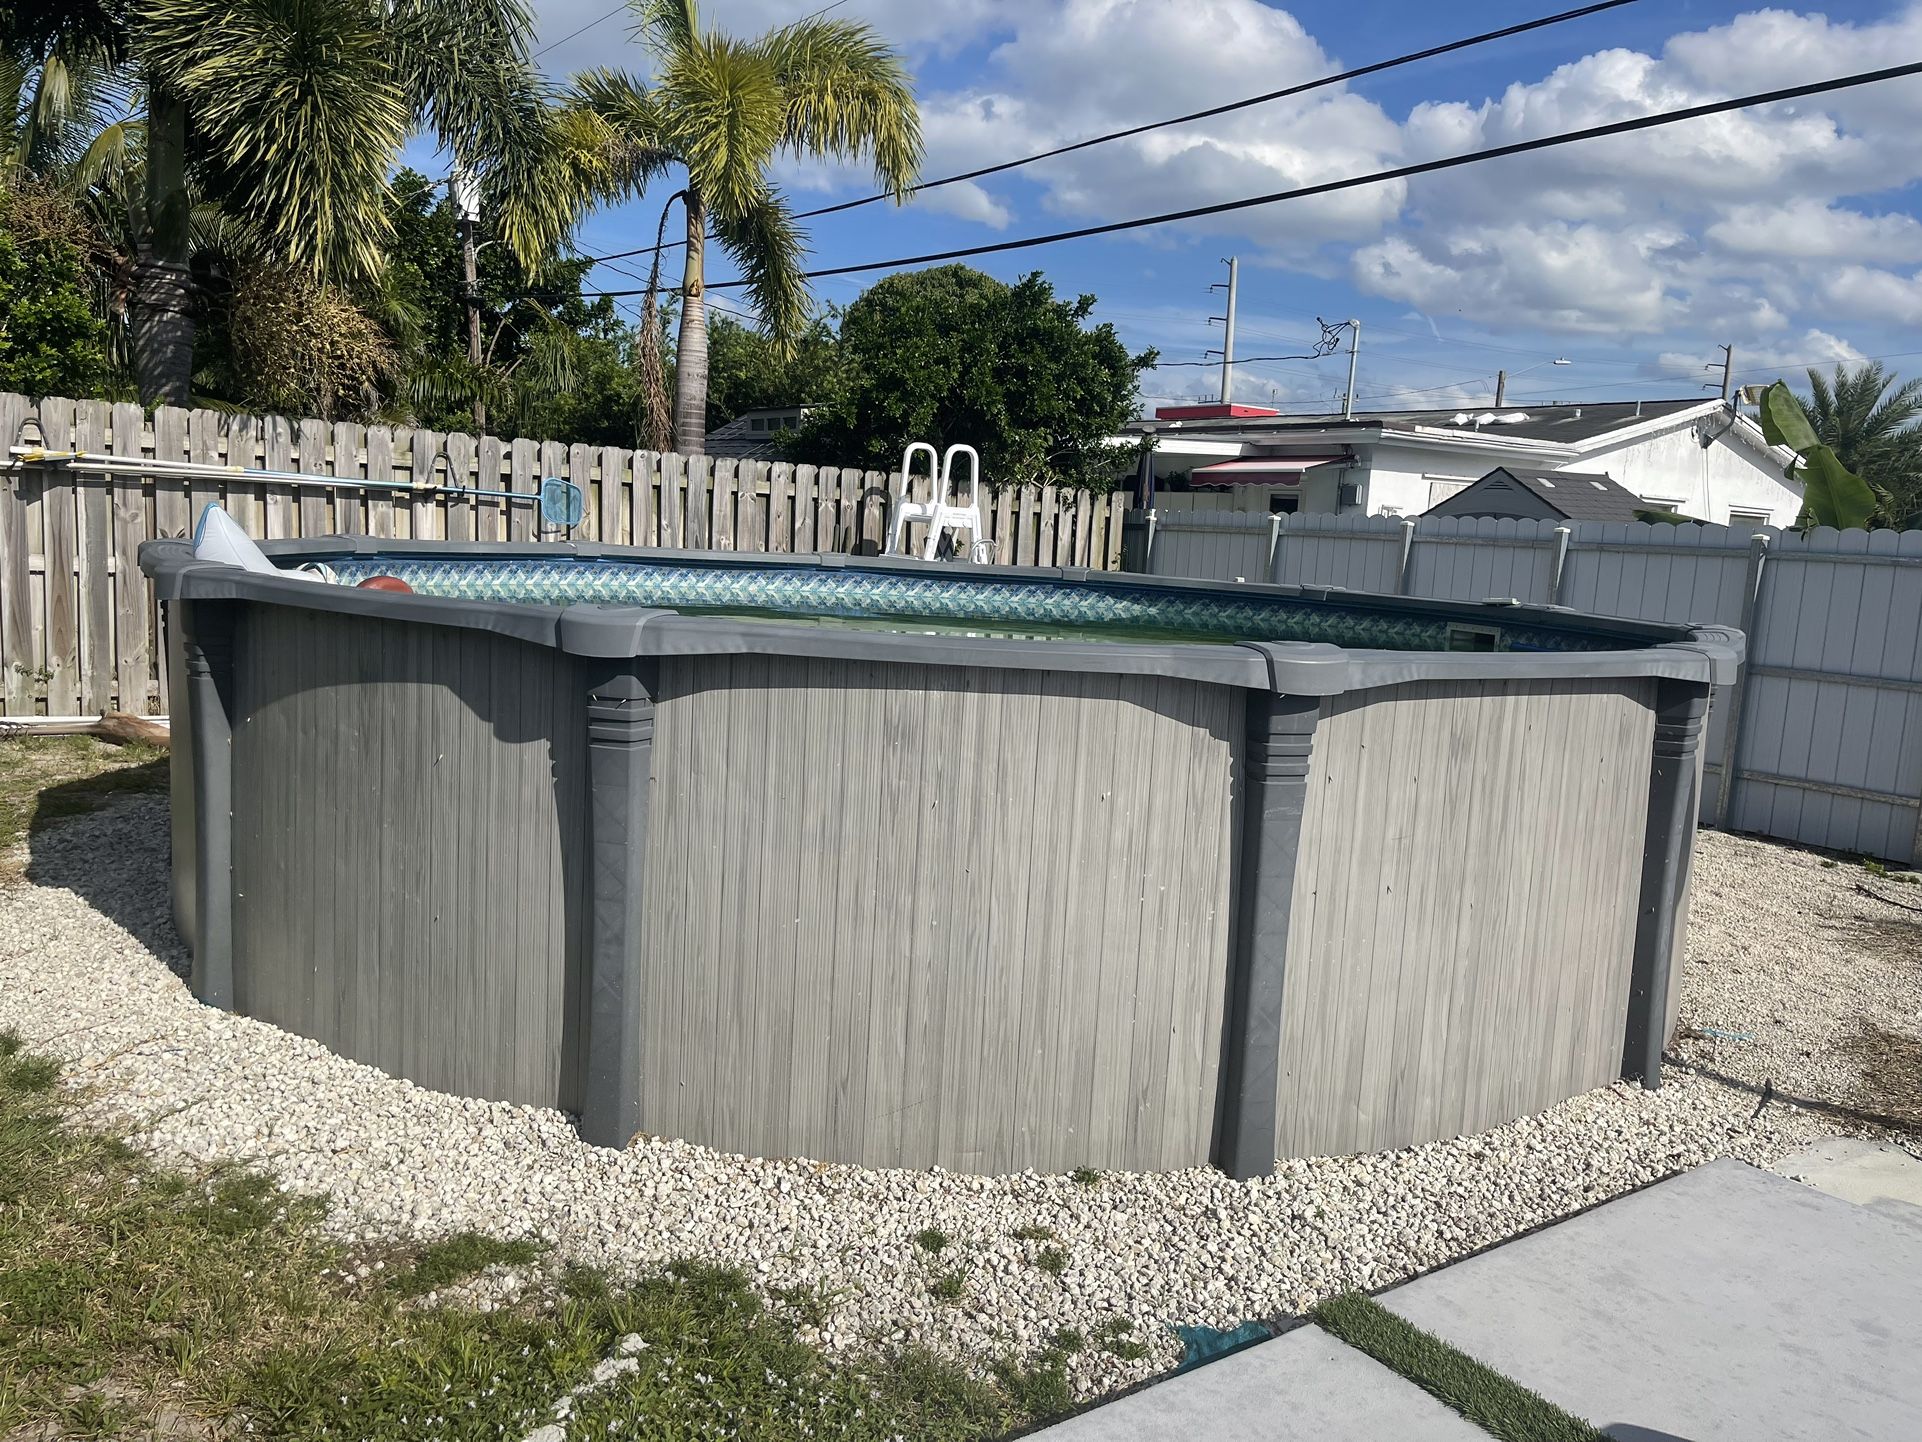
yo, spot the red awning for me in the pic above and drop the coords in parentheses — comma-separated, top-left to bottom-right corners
(1190, 455, 1346, 486)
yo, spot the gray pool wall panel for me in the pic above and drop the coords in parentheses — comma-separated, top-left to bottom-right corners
(227, 605, 589, 1112)
(1276, 678, 1659, 1158)
(636, 656, 1239, 1174)
(143, 537, 1741, 1175)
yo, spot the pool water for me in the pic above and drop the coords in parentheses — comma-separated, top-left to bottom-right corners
(668, 603, 1247, 645)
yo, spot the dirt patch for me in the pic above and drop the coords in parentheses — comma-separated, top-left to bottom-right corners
(1836, 1022, 1922, 1135)
(1677, 830, 1922, 1152)
(0, 737, 167, 883)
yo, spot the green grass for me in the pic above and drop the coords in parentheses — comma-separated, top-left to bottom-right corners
(387, 1231, 544, 1298)
(1093, 1317, 1148, 1361)
(1033, 1246, 1068, 1276)
(915, 1227, 951, 1255)
(929, 1270, 967, 1304)
(1009, 1224, 1056, 1242)
(989, 1343, 1075, 1421)
(0, 1034, 1055, 1441)
(1313, 1293, 1607, 1442)
(0, 734, 167, 874)
(1069, 1167, 1101, 1188)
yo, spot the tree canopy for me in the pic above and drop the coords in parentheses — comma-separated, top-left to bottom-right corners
(1795, 361, 1922, 526)
(791, 265, 1154, 490)
(0, 176, 110, 397)
(703, 311, 839, 432)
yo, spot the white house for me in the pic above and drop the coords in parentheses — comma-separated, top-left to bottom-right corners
(1128, 399, 1802, 526)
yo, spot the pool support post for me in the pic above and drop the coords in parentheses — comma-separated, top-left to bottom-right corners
(1216, 689, 1321, 1180)
(580, 660, 658, 1149)
(1621, 678, 1710, 1088)
(181, 600, 238, 1010)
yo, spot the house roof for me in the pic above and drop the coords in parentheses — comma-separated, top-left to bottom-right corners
(1191, 455, 1346, 485)
(1130, 398, 1709, 447)
(705, 406, 815, 461)
(1429, 467, 1648, 522)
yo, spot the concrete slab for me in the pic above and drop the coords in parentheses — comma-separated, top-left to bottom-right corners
(1379, 1158, 1922, 1442)
(1037, 1324, 1484, 1441)
(1774, 1136, 1922, 1207)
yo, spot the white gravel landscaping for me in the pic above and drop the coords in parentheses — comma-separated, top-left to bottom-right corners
(1, 792, 1910, 1401)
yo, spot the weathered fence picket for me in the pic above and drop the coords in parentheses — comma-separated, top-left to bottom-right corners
(0, 392, 1130, 719)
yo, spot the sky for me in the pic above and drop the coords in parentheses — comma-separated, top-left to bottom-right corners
(487, 0, 1922, 415)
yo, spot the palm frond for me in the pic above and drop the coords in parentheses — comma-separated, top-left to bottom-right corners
(630, 0, 699, 57)
(662, 35, 785, 219)
(490, 100, 670, 269)
(752, 16, 921, 195)
(137, 0, 408, 280)
(0, 2, 133, 70)
(511, 321, 581, 402)
(404, 352, 513, 423)
(570, 67, 666, 141)
(711, 187, 807, 349)
(70, 116, 142, 190)
(187, 201, 271, 267)
(6, 38, 136, 179)
(382, 0, 546, 180)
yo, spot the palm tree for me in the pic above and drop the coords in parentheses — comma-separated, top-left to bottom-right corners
(569, 0, 920, 454)
(1, 33, 138, 185)
(1798, 361, 1922, 524)
(1, 0, 572, 407)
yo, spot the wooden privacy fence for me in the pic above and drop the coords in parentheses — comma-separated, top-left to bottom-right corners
(1128, 508, 1922, 865)
(0, 392, 1128, 718)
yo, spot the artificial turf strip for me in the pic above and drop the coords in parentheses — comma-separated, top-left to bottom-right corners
(1312, 1292, 1608, 1442)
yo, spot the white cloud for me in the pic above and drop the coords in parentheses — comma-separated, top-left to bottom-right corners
(1351, 223, 1677, 334)
(912, 0, 1405, 249)
(1654, 329, 1866, 380)
(544, 0, 1922, 371)
(911, 180, 1013, 229)
(1705, 202, 1922, 264)
(1821, 266, 1922, 326)
(1344, 3, 1922, 345)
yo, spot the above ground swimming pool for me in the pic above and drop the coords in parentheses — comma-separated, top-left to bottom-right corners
(143, 538, 1739, 1178)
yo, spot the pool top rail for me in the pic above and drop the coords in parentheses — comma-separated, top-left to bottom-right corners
(138, 537, 1743, 695)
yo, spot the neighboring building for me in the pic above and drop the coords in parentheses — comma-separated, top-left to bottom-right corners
(705, 405, 816, 460)
(1128, 398, 1801, 526)
(1422, 466, 1649, 522)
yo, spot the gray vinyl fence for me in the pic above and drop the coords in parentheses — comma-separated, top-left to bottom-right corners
(1126, 509, 1922, 864)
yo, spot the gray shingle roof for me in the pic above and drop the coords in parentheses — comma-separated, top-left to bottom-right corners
(1430, 467, 1649, 521)
(1135, 398, 1704, 446)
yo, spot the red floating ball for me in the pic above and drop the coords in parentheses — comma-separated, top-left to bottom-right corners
(357, 575, 414, 593)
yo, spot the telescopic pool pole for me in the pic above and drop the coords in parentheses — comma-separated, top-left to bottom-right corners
(7, 447, 550, 507)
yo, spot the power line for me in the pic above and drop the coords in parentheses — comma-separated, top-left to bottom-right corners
(1351, 375, 1502, 401)
(575, 0, 1646, 266)
(787, 0, 1646, 223)
(1157, 320, 1350, 367)
(533, 3, 630, 60)
(1157, 353, 1340, 367)
(577, 59, 1922, 298)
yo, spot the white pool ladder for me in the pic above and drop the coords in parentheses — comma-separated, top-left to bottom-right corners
(886, 442, 991, 561)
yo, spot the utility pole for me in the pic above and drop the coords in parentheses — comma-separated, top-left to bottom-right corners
(1495, 369, 1507, 407)
(453, 165, 485, 432)
(1341, 320, 1362, 419)
(1207, 257, 1239, 404)
(1706, 343, 1733, 401)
